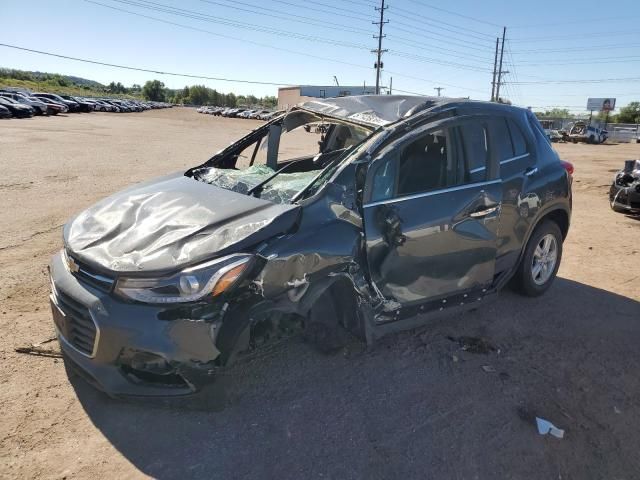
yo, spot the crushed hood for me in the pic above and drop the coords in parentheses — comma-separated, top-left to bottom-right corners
(64, 173, 300, 273)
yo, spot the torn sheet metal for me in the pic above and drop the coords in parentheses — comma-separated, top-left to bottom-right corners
(65, 174, 300, 273)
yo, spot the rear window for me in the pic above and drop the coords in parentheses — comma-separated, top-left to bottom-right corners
(527, 111, 552, 146)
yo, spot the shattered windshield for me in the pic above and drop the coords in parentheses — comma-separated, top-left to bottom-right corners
(194, 113, 372, 204)
(199, 165, 320, 204)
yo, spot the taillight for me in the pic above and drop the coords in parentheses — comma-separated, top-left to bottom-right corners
(560, 160, 574, 176)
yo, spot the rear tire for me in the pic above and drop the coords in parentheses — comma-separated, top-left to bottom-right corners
(512, 220, 563, 297)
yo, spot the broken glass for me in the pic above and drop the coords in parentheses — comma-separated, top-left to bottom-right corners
(199, 165, 319, 204)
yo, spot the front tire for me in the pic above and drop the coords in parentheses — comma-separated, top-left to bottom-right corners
(512, 220, 563, 297)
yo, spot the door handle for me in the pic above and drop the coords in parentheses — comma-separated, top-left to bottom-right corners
(524, 167, 538, 177)
(469, 205, 499, 218)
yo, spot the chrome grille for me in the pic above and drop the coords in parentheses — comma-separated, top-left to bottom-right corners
(55, 289, 98, 356)
(69, 254, 115, 292)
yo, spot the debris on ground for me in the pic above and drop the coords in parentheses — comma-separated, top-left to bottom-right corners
(15, 336, 62, 358)
(536, 417, 565, 439)
(447, 335, 497, 354)
(481, 365, 496, 373)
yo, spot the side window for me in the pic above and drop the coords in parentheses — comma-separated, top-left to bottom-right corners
(397, 129, 453, 196)
(458, 123, 488, 182)
(507, 120, 528, 156)
(489, 118, 515, 162)
(370, 128, 458, 201)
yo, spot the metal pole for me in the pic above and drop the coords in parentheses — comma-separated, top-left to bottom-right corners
(389, 77, 392, 95)
(495, 27, 507, 102)
(373, 0, 388, 95)
(491, 37, 499, 102)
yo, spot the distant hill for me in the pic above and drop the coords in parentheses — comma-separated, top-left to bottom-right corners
(0, 67, 140, 98)
(0, 68, 103, 88)
(30, 71, 105, 88)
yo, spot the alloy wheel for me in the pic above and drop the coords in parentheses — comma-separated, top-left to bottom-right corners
(531, 233, 558, 285)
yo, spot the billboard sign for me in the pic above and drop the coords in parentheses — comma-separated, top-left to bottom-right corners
(587, 98, 616, 112)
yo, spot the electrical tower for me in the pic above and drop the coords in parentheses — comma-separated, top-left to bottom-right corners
(434, 87, 445, 97)
(372, 0, 388, 95)
(491, 27, 507, 102)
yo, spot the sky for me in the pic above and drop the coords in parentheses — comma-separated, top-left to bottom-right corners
(2, 0, 639, 112)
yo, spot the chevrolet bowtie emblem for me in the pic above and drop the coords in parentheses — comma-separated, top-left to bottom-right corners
(66, 254, 80, 273)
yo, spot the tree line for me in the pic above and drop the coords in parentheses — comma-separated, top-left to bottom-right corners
(0, 69, 277, 108)
(140, 80, 277, 108)
(535, 103, 640, 124)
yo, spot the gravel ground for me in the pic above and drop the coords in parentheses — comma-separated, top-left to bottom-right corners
(1, 108, 639, 479)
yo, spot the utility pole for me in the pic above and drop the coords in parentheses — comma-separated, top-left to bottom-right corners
(372, 0, 388, 95)
(490, 37, 499, 101)
(495, 27, 507, 103)
(333, 76, 339, 86)
(434, 87, 445, 97)
(389, 76, 392, 95)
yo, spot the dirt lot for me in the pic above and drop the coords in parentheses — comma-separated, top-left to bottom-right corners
(1, 108, 639, 479)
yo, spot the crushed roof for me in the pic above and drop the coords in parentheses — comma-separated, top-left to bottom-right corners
(297, 95, 467, 127)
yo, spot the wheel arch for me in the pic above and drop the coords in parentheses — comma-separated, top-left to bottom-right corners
(522, 205, 569, 252)
(499, 205, 569, 291)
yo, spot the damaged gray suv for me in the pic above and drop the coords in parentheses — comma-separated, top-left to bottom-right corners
(49, 96, 573, 398)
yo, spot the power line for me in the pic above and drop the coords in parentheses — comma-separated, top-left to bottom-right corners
(101, 0, 371, 49)
(385, 22, 496, 52)
(524, 92, 640, 98)
(103, 0, 491, 73)
(205, 0, 496, 61)
(508, 77, 640, 85)
(81, 2, 486, 94)
(510, 43, 640, 54)
(270, 0, 372, 20)
(388, 50, 491, 72)
(110, 0, 498, 62)
(0, 43, 291, 86)
(386, 9, 496, 42)
(385, 69, 488, 94)
(510, 14, 640, 28)
(509, 29, 640, 43)
(196, 0, 372, 34)
(512, 56, 640, 66)
(387, 5, 496, 38)
(392, 87, 428, 96)
(268, 0, 373, 24)
(385, 35, 492, 61)
(86, 0, 497, 86)
(405, 0, 502, 27)
(83, 1, 383, 71)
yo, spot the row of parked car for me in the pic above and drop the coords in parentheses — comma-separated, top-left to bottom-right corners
(0, 89, 172, 119)
(196, 105, 284, 121)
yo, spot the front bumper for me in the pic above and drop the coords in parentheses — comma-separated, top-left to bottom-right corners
(609, 183, 640, 214)
(49, 252, 224, 398)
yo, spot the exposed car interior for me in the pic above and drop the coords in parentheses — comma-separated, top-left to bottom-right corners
(192, 111, 372, 203)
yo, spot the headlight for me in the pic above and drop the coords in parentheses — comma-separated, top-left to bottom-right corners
(114, 254, 252, 304)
